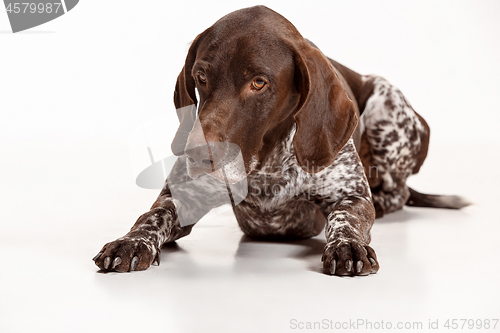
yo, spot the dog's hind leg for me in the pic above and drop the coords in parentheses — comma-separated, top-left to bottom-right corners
(358, 75, 430, 217)
(370, 181, 410, 218)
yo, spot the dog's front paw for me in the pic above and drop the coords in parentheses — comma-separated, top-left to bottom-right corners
(93, 235, 160, 273)
(322, 240, 379, 276)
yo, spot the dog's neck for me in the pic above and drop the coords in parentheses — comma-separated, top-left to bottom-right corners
(254, 114, 296, 172)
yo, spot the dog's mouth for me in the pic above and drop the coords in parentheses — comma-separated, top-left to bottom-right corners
(185, 142, 248, 184)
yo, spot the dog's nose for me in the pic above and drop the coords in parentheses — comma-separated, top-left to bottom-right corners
(184, 141, 225, 171)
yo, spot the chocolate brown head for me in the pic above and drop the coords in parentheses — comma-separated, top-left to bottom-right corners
(172, 6, 358, 182)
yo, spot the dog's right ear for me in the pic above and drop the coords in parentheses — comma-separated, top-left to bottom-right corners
(171, 36, 201, 156)
(291, 40, 358, 173)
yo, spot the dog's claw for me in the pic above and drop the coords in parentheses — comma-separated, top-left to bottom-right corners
(323, 242, 378, 277)
(130, 256, 139, 271)
(152, 253, 160, 266)
(112, 257, 122, 269)
(356, 261, 363, 273)
(330, 260, 336, 275)
(345, 260, 352, 272)
(103, 257, 111, 270)
(92, 252, 103, 261)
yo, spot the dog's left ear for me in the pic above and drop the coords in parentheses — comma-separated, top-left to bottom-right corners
(171, 36, 202, 156)
(292, 42, 358, 173)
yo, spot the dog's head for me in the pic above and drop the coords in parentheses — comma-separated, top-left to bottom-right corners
(172, 6, 357, 182)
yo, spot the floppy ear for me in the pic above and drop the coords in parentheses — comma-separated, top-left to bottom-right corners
(171, 38, 200, 156)
(292, 42, 358, 173)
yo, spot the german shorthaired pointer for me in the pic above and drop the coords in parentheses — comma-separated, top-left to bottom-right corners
(93, 6, 469, 276)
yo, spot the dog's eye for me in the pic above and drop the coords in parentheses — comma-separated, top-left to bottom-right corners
(198, 72, 207, 83)
(252, 78, 266, 90)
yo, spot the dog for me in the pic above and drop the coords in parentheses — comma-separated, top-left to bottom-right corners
(93, 6, 469, 276)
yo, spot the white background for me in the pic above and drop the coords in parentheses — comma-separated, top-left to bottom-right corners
(1, 1, 499, 332)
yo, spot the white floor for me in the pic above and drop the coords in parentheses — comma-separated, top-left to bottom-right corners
(1, 141, 499, 333)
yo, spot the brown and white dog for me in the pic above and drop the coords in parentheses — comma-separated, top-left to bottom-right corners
(93, 6, 469, 276)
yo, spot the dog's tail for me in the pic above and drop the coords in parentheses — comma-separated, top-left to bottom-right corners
(405, 187, 471, 209)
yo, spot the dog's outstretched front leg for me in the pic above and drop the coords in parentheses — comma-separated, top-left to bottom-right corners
(322, 196, 379, 276)
(93, 186, 193, 272)
(93, 154, 232, 272)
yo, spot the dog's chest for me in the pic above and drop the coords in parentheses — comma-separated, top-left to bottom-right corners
(243, 134, 369, 211)
(245, 139, 310, 209)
